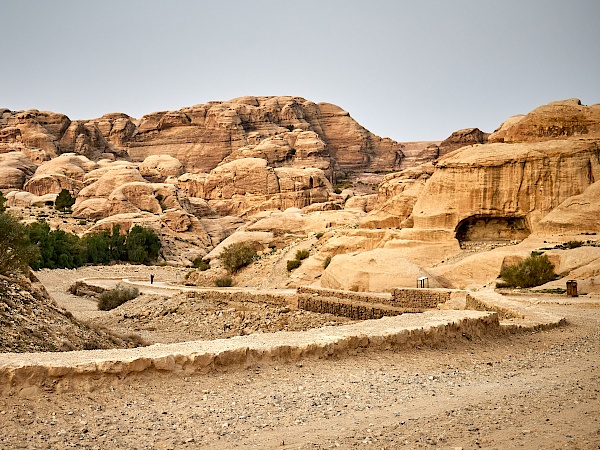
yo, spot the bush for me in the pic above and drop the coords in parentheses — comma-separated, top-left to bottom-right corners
(215, 276, 232, 287)
(54, 189, 76, 211)
(97, 284, 139, 311)
(565, 240, 584, 249)
(193, 257, 210, 271)
(295, 249, 309, 260)
(499, 252, 557, 288)
(315, 232, 324, 239)
(0, 191, 6, 213)
(0, 211, 39, 275)
(323, 255, 332, 269)
(287, 259, 302, 271)
(219, 243, 256, 274)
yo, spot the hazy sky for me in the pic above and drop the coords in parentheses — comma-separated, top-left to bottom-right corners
(2, 0, 599, 141)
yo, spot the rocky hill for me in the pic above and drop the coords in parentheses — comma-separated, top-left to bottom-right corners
(0, 272, 141, 352)
(1, 97, 600, 294)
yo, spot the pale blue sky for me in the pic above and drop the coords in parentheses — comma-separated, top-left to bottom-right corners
(1, 0, 599, 141)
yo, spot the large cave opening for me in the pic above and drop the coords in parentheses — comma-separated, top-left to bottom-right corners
(455, 215, 531, 249)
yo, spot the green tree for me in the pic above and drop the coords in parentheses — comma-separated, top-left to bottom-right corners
(54, 189, 76, 211)
(125, 225, 161, 264)
(0, 212, 39, 275)
(81, 230, 112, 265)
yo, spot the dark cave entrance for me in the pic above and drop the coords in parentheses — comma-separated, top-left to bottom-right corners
(455, 215, 531, 248)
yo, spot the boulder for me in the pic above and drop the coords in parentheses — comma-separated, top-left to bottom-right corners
(139, 155, 184, 182)
(0, 152, 37, 189)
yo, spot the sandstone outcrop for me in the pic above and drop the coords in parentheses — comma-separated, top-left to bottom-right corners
(139, 155, 184, 182)
(321, 248, 442, 292)
(23, 153, 97, 196)
(536, 181, 600, 234)
(411, 139, 600, 233)
(488, 99, 600, 143)
(0, 151, 37, 189)
(438, 128, 489, 156)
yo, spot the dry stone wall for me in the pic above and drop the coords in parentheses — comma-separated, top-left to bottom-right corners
(297, 286, 455, 318)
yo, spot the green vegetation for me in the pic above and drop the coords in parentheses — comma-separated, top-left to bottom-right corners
(0, 211, 39, 275)
(0, 191, 6, 213)
(287, 259, 302, 271)
(498, 252, 557, 288)
(27, 222, 161, 269)
(192, 257, 210, 271)
(295, 249, 309, 260)
(98, 283, 140, 311)
(315, 232, 324, 239)
(54, 189, 76, 211)
(215, 276, 233, 287)
(126, 225, 162, 264)
(219, 243, 257, 274)
(323, 255, 332, 269)
(285, 125, 294, 132)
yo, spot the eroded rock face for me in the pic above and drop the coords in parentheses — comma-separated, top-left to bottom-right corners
(24, 153, 97, 196)
(411, 140, 600, 232)
(438, 128, 489, 156)
(488, 99, 600, 143)
(0, 152, 37, 189)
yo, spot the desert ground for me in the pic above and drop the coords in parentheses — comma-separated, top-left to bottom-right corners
(0, 266, 598, 449)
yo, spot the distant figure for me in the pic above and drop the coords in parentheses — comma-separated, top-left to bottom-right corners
(150, 273, 155, 284)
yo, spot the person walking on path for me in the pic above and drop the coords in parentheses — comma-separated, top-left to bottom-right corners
(150, 273, 154, 284)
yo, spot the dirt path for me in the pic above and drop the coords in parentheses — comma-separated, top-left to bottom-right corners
(1, 303, 598, 449)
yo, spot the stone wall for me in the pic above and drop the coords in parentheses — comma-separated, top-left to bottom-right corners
(297, 286, 452, 318)
(391, 288, 454, 310)
(185, 290, 295, 308)
(298, 295, 408, 320)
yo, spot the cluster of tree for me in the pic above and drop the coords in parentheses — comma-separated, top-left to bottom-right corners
(27, 222, 162, 270)
(0, 192, 162, 275)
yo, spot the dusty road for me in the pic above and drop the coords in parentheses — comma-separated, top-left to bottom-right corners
(1, 300, 599, 449)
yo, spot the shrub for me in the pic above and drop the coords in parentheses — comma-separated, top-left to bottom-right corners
(295, 249, 309, 260)
(499, 252, 557, 288)
(323, 255, 332, 269)
(193, 257, 210, 271)
(0, 191, 6, 213)
(565, 240, 584, 249)
(315, 232, 324, 239)
(287, 259, 302, 271)
(54, 189, 76, 211)
(219, 243, 256, 274)
(97, 284, 139, 311)
(285, 125, 294, 132)
(215, 276, 233, 287)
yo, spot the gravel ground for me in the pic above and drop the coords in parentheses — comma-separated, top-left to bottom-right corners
(1, 303, 598, 449)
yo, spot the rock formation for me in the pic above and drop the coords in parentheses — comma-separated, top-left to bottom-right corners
(488, 99, 600, 143)
(438, 128, 489, 156)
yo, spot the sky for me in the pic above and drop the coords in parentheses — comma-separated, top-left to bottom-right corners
(1, 0, 599, 142)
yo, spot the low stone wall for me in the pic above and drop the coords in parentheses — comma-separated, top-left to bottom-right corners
(391, 288, 455, 310)
(186, 290, 295, 308)
(68, 279, 110, 297)
(298, 295, 412, 320)
(0, 310, 499, 396)
(298, 286, 456, 317)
